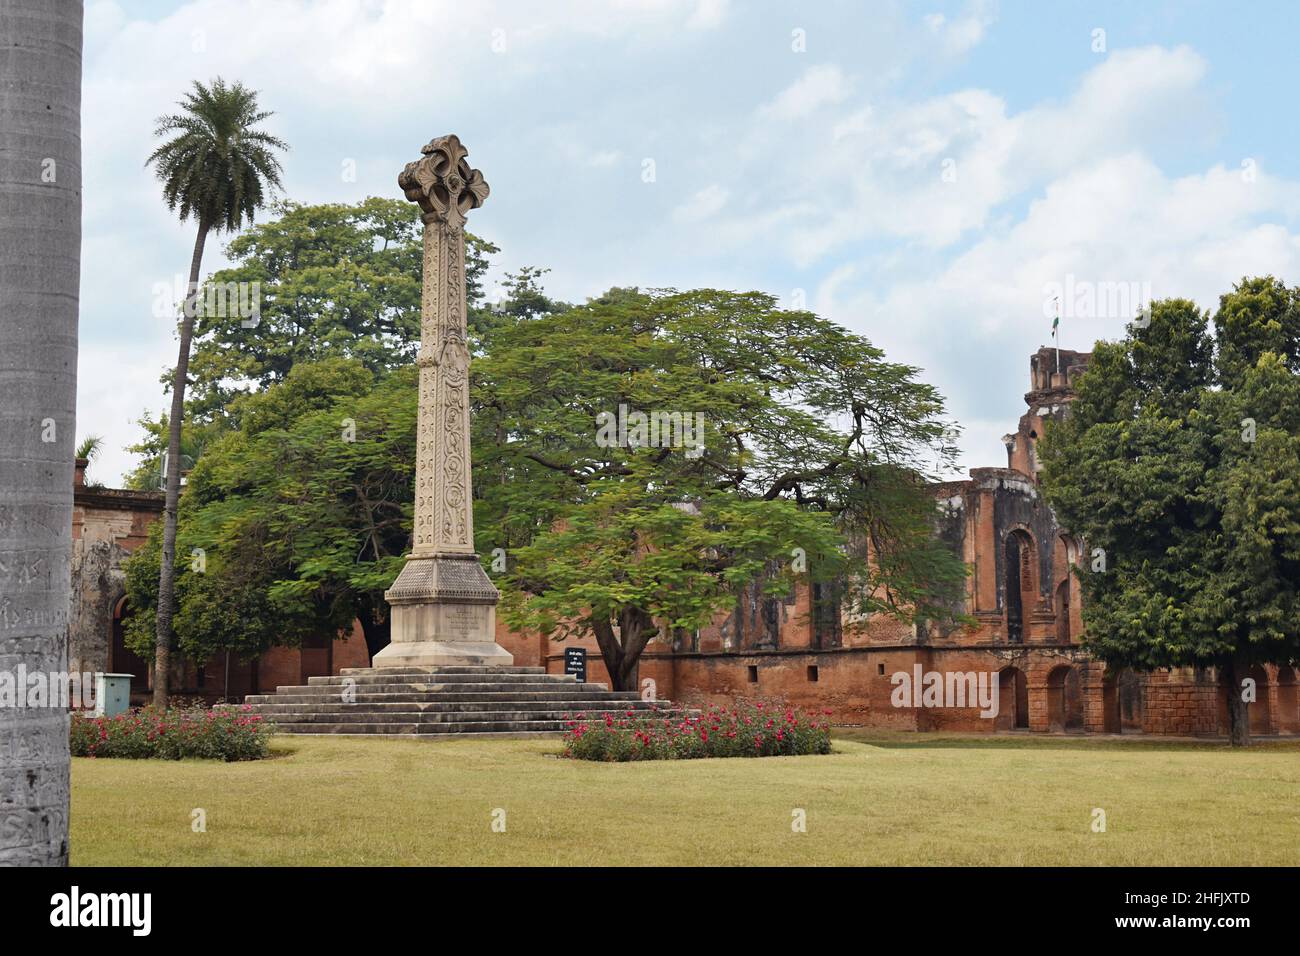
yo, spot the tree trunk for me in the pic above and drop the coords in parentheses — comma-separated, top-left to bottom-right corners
(0, 0, 83, 866)
(153, 220, 208, 707)
(591, 607, 656, 692)
(1222, 656, 1251, 748)
(357, 603, 391, 663)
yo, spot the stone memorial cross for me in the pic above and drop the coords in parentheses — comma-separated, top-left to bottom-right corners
(374, 135, 512, 667)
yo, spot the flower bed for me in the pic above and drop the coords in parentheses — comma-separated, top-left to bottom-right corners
(70, 705, 274, 761)
(561, 699, 832, 761)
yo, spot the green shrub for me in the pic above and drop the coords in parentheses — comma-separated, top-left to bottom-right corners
(562, 699, 832, 761)
(70, 705, 273, 761)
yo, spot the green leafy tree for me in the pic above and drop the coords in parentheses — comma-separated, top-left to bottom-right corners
(122, 411, 219, 491)
(1040, 276, 1300, 746)
(186, 197, 500, 420)
(124, 357, 415, 664)
(125, 199, 503, 489)
(145, 77, 287, 705)
(476, 287, 968, 690)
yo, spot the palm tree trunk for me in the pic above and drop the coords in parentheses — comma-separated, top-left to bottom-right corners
(0, 0, 83, 866)
(153, 221, 208, 706)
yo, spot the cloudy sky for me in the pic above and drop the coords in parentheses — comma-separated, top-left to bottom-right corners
(78, 0, 1300, 485)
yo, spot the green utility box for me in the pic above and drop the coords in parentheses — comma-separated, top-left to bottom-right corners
(94, 673, 134, 718)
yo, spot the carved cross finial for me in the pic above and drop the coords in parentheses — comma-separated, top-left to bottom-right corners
(398, 134, 489, 228)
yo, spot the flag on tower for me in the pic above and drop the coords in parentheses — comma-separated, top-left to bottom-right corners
(1051, 296, 1061, 374)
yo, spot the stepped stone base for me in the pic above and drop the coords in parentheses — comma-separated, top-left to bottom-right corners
(238, 664, 679, 737)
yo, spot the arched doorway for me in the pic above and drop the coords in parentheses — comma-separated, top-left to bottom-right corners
(1117, 667, 1144, 732)
(1005, 530, 1036, 643)
(996, 666, 1029, 730)
(110, 596, 151, 696)
(1247, 665, 1272, 735)
(1275, 667, 1298, 734)
(1047, 664, 1084, 732)
(1102, 667, 1144, 733)
(1101, 670, 1118, 732)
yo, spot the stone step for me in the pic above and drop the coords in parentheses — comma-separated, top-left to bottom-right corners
(243, 700, 662, 714)
(340, 665, 547, 676)
(294, 680, 610, 693)
(247, 689, 644, 703)
(259, 709, 662, 725)
(308, 672, 577, 686)
(234, 663, 679, 737)
(270, 719, 575, 735)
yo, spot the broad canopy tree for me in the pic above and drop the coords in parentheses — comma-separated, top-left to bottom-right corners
(477, 287, 969, 690)
(1039, 276, 1300, 746)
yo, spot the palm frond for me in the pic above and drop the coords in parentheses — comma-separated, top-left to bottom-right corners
(145, 76, 288, 232)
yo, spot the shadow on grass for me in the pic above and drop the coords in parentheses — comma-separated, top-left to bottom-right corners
(263, 741, 309, 760)
(832, 728, 1300, 754)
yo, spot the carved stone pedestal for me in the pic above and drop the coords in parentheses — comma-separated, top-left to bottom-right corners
(375, 554, 511, 667)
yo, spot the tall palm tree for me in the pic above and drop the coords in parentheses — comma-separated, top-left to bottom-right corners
(0, 0, 82, 866)
(146, 78, 286, 705)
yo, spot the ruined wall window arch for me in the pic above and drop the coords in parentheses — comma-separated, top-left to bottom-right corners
(1004, 528, 1037, 643)
(1054, 579, 1071, 643)
(1054, 533, 1078, 644)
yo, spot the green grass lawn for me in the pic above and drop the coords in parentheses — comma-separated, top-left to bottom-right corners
(70, 731, 1300, 866)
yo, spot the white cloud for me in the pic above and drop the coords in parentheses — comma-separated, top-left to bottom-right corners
(673, 183, 729, 223)
(686, 0, 729, 31)
(924, 0, 996, 56)
(822, 153, 1300, 472)
(760, 64, 852, 120)
(76, 339, 177, 489)
(709, 44, 1216, 266)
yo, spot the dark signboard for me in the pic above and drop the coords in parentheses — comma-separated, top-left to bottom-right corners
(564, 646, 587, 683)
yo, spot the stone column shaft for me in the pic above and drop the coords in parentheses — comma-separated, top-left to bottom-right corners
(412, 217, 473, 557)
